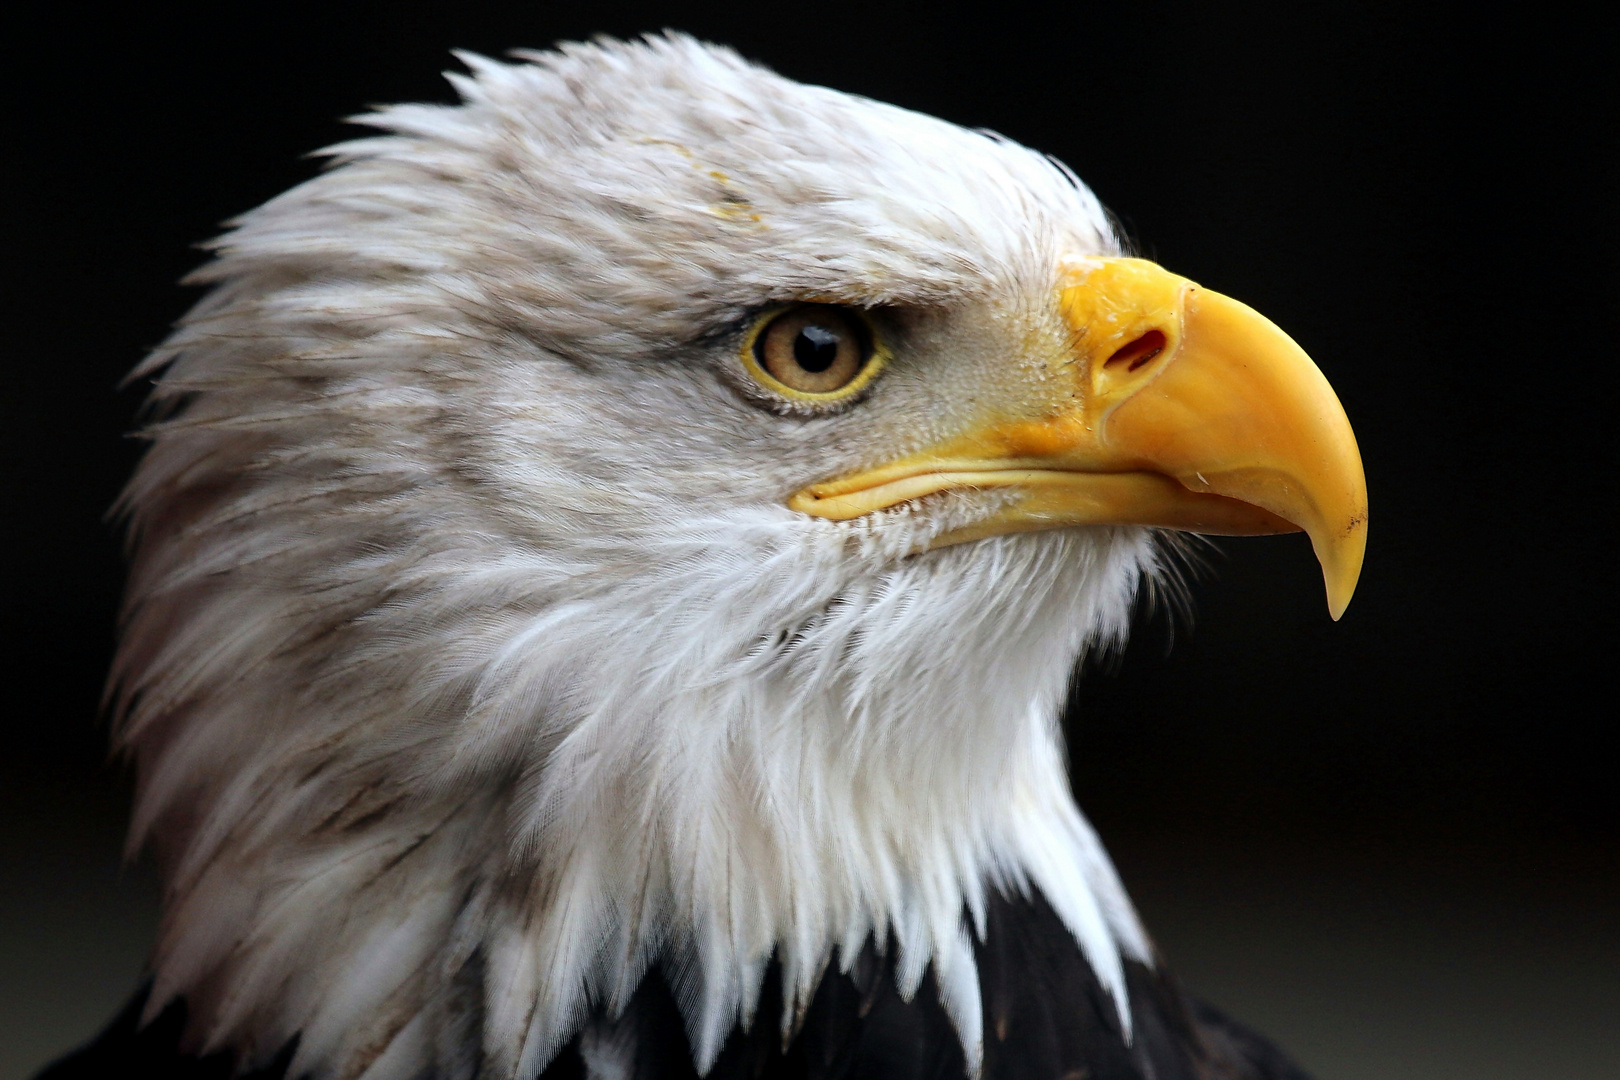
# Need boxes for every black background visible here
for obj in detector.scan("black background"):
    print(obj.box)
[3,3,1615,1078]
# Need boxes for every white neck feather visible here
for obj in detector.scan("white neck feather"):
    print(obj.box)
[121,494,1157,1080]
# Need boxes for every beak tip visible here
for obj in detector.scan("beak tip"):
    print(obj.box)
[1317,515,1366,622]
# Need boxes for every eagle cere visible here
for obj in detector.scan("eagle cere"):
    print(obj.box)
[53,33,1364,1080]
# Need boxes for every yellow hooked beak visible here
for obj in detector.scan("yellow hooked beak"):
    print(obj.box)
[788,257,1368,619]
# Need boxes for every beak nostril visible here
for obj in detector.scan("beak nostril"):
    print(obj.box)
[1104,330,1167,374]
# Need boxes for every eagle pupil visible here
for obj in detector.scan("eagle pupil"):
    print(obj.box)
[794,325,841,373]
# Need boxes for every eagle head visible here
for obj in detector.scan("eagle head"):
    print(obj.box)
[111,34,1365,1080]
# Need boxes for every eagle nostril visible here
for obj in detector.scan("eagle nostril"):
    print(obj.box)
[1104,330,1167,374]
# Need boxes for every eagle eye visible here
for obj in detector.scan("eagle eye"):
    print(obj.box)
[742,304,885,402]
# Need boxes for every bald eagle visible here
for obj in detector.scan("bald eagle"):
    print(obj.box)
[43,34,1365,1080]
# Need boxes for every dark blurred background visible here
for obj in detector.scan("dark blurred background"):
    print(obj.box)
[3,3,1615,1077]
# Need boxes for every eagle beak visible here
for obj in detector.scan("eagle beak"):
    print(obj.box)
[788,257,1368,619]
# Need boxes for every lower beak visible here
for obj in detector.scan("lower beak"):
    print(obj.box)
[788,258,1368,619]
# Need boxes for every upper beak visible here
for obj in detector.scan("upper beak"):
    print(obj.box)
[788,257,1368,619]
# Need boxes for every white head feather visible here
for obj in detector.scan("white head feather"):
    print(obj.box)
[114,34,1165,1080]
